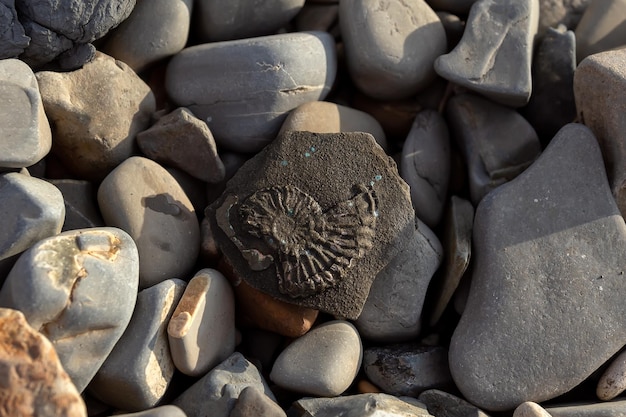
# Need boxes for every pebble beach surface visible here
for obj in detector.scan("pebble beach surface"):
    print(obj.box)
[2,0,626,416]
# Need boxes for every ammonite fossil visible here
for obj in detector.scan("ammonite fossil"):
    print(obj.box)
[222,184,378,298]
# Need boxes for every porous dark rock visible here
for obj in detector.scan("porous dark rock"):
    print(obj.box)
[0,0,29,59]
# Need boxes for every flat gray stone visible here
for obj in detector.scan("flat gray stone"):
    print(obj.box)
[0,227,139,393]
[355,219,442,342]
[0,0,29,58]
[0,172,64,261]
[449,124,626,411]
[137,107,225,183]
[230,386,286,417]
[270,320,362,397]
[195,0,305,42]
[98,156,200,289]
[446,93,541,205]
[89,279,186,411]
[575,0,626,63]
[340,0,446,100]
[419,389,491,417]
[102,0,192,72]
[435,0,539,107]
[166,32,337,153]
[400,110,450,228]
[574,48,626,217]
[291,393,434,417]
[0,58,51,168]
[114,406,187,417]
[172,352,275,417]
[547,401,626,417]
[48,179,104,232]
[363,344,452,397]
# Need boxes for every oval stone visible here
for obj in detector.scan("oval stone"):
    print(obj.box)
[165,31,337,153]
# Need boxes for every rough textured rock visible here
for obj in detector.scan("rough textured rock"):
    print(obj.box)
[0,58,51,169]
[0,308,87,417]
[597,349,626,400]
[575,0,626,63]
[291,393,434,417]
[230,386,286,417]
[0,0,29,58]
[0,172,64,261]
[36,52,155,181]
[137,107,225,183]
[271,320,362,396]
[0,227,139,393]
[166,32,337,153]
[514,402,553,417]
[575,48,626,217]
[98,156,200,289]
[435,0,539,107]
[102,0,192,72]
[48,179,105,232]
[89,279,186,411]
[207,131,415,319]
[547,401,626,416]
[449,124,626,411]
[340,0,446,100]
[418,389,491,417]
[195,0,306,42]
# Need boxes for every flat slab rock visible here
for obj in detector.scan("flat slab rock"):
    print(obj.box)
[206,130,415,319]
[449,123,626,411]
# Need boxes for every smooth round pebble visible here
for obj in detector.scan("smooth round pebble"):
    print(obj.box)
[514,402,553,417]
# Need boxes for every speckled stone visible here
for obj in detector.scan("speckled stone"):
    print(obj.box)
[597,349,626,400]
[98,156,200,289]
[89,279,186,411]
[0,58,51,169]
[48,179,104,232]
[575,0,626,62]
[291,393,434,417]
[270,320,362,396]
[0,227,139,393]
[418,389,492,417]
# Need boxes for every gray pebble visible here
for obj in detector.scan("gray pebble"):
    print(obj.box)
[0,227,139,393]
[229,386,286,417]
[113,406,187,417]
[0,0,29,58]
[418,389,492,417]
[546,401,626,417]
[294,3,339,33]
[538,0,591,35]
[48,179,104,232]
[166,32,337,153]
[514,402,553,417]
[291,393,434,417]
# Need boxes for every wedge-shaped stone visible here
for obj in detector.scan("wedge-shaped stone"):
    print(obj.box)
[291,393,433,417]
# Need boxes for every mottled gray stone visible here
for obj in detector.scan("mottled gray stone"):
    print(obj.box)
[547,401,626,417]
[230,386,286,417]
[0,58,51,169]
[446,94,541,205]
[98,156,200,289]
[102,0,192,72]
[449,124,626,411]
[270,320,362,396]
[435,0,539,107]
[418,389,491,417]
[575,0,626,63]
[355,220,442,342]
[166,32,337,153]
[427,0,478,13]
[0,173,64,261]
[36,52,155,181]
[363,344,452,397]
[172,352,275,417]
[114,406,187,417]
[0,227,139,393]
[137,107,225,183]
[0,0,28,58]
[400,110,450,228]
[340,0,446,100]
[522,25,576,143]
[574,48,626,217]
[291,393,434,417]
[16,0,136,69]
[48,179,104,232]
[89,279,186,411]
[195,0,305,42]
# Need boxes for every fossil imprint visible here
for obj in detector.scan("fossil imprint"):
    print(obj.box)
[218,184,378,298]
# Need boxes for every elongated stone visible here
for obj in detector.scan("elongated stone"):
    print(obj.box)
[0,227,139,393]
[291,393,434,417]
[547,401,626,416]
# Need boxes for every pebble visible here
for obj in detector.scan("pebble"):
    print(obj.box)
[355,219,442,342]
[400,110,450,228]
[339,0,446,100]
[89,279,186,411]
[538,0,590,35]
[195,0,305,42]
[291,393,434,417]
[0,172,64,261]
[166,32,337,153]
[48,179,104,231]
[0,0,29,59]
[97,156,200,289]
[597,349,626,400]
[0,58,51,169]
[574,48,626,216]
[278,101,388,150]
[168,269,236,377]
[114,406,187,417]
[435,0,539,107]
[36,52,156,181]
[546,401,626,416]
[294,3,339,33]
[363,344,453,397]
[0,308,87,417]
[446,93,541,205]
[0,227,139,393]
[418,389,492,417]
[514,402,553,417]
[270,320,362,396]
[449,124,626,411]
[102,0,192,73]
[574,0,626,63]
[230,386,286,417]
[172,352,275,417]
[137,107,226,183]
